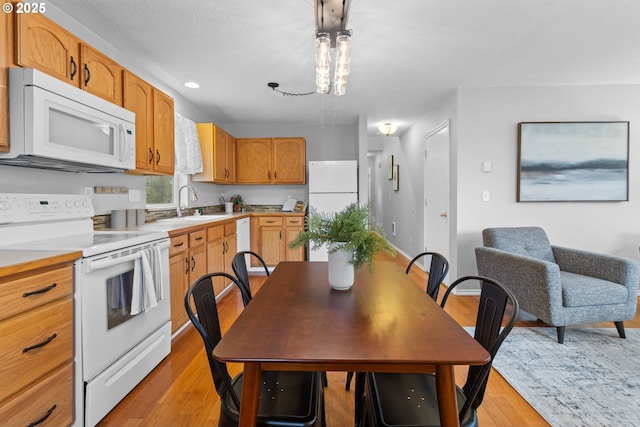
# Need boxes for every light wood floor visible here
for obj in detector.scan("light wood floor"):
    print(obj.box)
[99,255,640,426]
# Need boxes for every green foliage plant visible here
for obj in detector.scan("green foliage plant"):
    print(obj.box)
[288,203,395,270]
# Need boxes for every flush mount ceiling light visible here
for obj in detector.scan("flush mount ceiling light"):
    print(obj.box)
[184,82,200,89]
[315,0,352,96]
[378,122,398,136]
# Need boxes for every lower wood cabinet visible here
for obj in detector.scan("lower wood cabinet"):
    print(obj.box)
[251,214,305,267]
[0,257,76,427]
[169,229,206,334]
[207,222,237,295]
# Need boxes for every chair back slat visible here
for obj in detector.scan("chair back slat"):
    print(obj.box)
[441,275,519,423]
[185,272,245,409]
[406,251,450,301]
[231,251,270,306]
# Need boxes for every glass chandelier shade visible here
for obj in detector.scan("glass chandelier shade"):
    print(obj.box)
[315,30,352,95]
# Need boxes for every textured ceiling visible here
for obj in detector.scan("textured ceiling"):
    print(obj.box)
[47,0,640,136]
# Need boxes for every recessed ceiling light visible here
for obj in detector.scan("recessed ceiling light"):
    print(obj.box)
[184,82,200,89]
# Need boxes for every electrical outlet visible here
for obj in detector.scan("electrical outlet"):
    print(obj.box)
[129,189,141,202]
[84,187,93,198]
[482,190,490,202]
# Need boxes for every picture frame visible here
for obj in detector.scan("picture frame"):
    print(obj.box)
[392,165,399,191]
[517,121,629,202]
[387,155,394,180]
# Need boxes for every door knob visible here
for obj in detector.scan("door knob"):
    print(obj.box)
[440,212,448,218]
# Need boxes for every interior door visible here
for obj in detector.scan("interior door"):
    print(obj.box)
[424,121,451,270]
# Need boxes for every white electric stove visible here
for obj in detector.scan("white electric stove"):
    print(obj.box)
[0,193,172,427]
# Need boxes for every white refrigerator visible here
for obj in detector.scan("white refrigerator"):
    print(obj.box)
[308,160,358,261]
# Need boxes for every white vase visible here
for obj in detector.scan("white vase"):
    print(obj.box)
[327,242,355,291]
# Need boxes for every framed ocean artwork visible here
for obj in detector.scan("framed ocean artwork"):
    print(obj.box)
[517,122,629,202]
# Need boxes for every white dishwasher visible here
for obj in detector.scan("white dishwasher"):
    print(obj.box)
[236,217,250,266]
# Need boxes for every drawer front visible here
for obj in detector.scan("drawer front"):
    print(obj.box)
[207,224,224,241]
[224,222,236,236]
[0,362,73,427]
[189,229,207,247]
[258,217,283,226]
[285,217,304,226]
[0,266,73,321]
[169,234,189,256]
[0,298,73,402]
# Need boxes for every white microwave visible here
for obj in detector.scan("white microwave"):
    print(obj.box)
[1,68,136,172]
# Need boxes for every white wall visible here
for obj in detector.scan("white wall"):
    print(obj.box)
[373,95,458,268]
[375,83,640,291]
[456,85,640,279]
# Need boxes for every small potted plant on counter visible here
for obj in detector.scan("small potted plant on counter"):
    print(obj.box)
[230,194,243,212]
[288,203,395,291]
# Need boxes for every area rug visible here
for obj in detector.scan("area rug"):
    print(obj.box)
[489,327,640,427]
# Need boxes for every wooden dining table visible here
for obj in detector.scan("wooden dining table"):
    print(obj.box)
[213,260,490,427]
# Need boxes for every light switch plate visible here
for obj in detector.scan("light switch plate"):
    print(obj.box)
[482,190,490,202]
[129,189,141,202]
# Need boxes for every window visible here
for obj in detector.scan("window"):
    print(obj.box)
[146,175,174,206]
[145,173,189,208]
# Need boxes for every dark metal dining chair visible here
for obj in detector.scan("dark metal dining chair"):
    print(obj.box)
[185,272,325,427]
[231,250,270,306]
[358,275,519,427]
[405,251,450,301]
[345,251,450,391]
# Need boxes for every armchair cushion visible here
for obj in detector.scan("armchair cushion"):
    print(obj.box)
[482,226,555,263]
[560,271,628,307]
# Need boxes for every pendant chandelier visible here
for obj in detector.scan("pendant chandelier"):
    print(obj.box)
[315,0,352,96]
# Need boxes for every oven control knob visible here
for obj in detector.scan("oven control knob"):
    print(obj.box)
[0,201,9,211]
[82,199,90,208]
[66,200,74,208]
[74,200,82,208]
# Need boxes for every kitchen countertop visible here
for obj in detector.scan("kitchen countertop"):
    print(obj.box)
[0,250,82,277]
[131,211,304,236]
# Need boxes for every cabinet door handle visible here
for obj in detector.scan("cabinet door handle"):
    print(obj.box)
[268,171,271,180]
[191,256,196,271]
[26,404,57,427]
[266,220,275,224]
[173,242,184,248]
[23,333,57,353]
[279,230,282,239]
[274,170,277,180]
[148,148,154,164]
[156,150,161,165]
[185,257,189,274]
[195,236,203,241]
[70,56,77,80]
[84,63,91,85]
[23,283,57,298]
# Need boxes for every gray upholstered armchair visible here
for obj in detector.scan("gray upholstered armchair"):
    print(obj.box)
[475,227,639,343]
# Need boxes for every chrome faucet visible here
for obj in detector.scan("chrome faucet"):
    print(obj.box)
[177,184,198,217]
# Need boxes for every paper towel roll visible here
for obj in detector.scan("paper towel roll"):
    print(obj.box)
[111,210,125,228]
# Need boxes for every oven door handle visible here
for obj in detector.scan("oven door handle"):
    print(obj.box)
[84,240,170,273]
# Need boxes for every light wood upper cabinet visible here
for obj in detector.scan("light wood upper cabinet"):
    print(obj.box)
[15,12,124,105]
[15,12,79,84]
[193,123,235,183]
[0,9,14,152]
[273,138,306,184]
[80,44,122,105]
[152,88,175,175]
[236,138,273,184]
[123,70,153,171]
[123,72,175,176]
[236,138,306,184]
